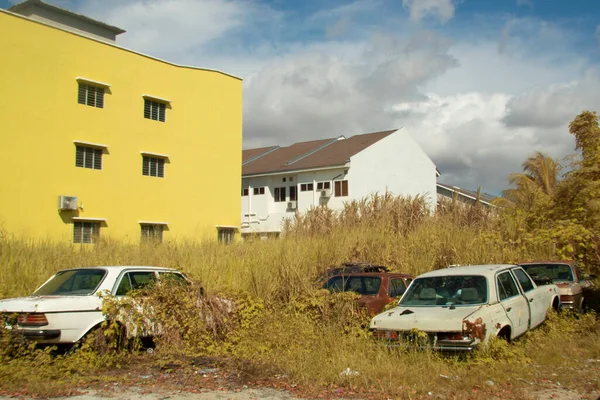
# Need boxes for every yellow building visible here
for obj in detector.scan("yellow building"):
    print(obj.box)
[0,1,242,243]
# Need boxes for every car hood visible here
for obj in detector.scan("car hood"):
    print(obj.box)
[370,305,482,332]
[0,295,102,313]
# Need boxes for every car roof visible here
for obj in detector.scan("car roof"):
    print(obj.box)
[416,264,518,278]
[328,272,413,278]
[58,266,179,273]
[519,261,575,266]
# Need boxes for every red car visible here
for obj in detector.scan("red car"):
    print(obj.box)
[323,263,413,315]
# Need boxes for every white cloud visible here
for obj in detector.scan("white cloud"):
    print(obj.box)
[393,92,574,192]
[75,0,280,63]
[503,69,600,129]
[402,0,455,24]
[516,0,534,9]
[242,31,458,148]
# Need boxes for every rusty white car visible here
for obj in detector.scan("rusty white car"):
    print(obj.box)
[0,266,187,345]
[370,264,561,352]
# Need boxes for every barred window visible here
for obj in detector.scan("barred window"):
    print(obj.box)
[76,146,102,170]
[78,83,104,108]
[218,228,235,244]
[253,187,265,195]
[143,156,165,178]
[144,99,166,122]
[73,221,100,244]
[141,224,164,242]
[300,183,314,192]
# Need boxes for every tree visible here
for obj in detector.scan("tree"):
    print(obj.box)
[497,151,559,213]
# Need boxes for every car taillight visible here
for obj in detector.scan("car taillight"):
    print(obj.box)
[372,330,398,340]
[560,295,576,303]
[17,313,48,327]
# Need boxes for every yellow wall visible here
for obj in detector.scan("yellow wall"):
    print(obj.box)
[0,10,242,242]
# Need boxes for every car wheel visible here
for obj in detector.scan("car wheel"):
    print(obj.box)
[497,327,511,343]
[81,322,127,354]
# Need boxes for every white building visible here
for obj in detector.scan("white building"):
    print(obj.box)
[241,128,438,237]
[436,183,497,208]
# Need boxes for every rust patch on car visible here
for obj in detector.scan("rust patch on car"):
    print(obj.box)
[463,317,486,340]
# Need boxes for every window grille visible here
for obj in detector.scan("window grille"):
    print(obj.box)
[142,156,165,178]
[77,83,104,108]
[75,146,102,170]
[141,224,164,242]
[73,221,100,244]
[144,99,166,122]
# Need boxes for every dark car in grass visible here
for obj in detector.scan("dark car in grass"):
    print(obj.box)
[520,261,595,312]
[322,263,413,315]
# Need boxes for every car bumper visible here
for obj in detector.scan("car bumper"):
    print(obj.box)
[372,331,478,352]
[10,328,62,340]
[22,329,61,340]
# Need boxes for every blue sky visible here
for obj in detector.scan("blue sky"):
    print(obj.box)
[3,0,600,193]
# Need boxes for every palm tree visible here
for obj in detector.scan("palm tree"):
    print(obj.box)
[496,152,559,209]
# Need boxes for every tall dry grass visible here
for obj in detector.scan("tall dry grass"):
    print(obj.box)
[1,194,596,399]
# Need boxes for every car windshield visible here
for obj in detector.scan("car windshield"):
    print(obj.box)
[521,264,574,282]
[400,275,488,306]
[33,269,106,296]
[325,276,381,295]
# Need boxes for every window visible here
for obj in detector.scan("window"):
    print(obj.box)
[218,228,235,244]
[253,187,265,195]
[78,83,104,108]
[317,182,331,190]
[497,272,520,301]
[274,187,286,202]
[144,99,166,122]
[141,224,164,242]
[73,221,100,244]
[289,186,297,201]
[76,145,102,170]
[300,183,314,192]
[242,188,248,196]
[512,268,535,292]
[143,156,165,178]
[324,276,381,295]
[334,180,349,197]
[115,271,156,296]
[389,278,407,298]
[33,269,106,296]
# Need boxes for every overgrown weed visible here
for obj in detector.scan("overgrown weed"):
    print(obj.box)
[1,196,599,398]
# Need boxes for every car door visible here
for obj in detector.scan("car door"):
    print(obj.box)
[511,267,546,328]
[496,271,529,338]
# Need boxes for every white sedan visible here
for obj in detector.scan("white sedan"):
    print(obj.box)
[0,266,187,345]
[370,264,561,351]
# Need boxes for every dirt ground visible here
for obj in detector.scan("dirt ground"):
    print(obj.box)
[0,386,596,400]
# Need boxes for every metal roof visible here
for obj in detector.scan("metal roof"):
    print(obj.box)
[242,129,397,177]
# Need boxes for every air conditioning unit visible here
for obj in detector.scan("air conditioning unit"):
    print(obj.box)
[320,189,332,198]
[58,196,78,211]
[287,201,297,210]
